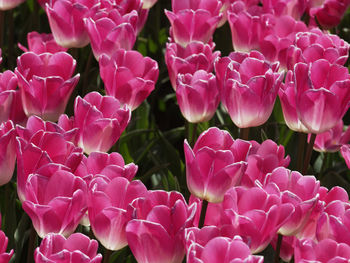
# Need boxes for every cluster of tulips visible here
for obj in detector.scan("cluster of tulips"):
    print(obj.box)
[1,0,350,262]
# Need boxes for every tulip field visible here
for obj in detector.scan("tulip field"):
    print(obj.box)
[2,0,350,262]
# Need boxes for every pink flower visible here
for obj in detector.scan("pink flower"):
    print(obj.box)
[0,0,25,10]
[184,127,250,203]
[84,9,138,60]
[74,92,131,154]
[218,51,283,128]
[205,186,294,253]
[227,1,273,52]
[286,28,350,70]
[88,176,148,251]
[46,0,98,48]
[16,116,83,202]
[0,120,16,186]
[165,9,222,47]
[22,168,87,238]
[261,0,307,19]
[264,167,320,237]
[99,50,159,111]
[34,233,102,263]
[15,52,80,122]
[185,227,264,263]
[75,151,138,185]
[294,238,350,262]
[341,144,350,169]
[259,15,308,68]
[172,0,222,16]
[241,139,290,187]
[165,41,220,90]
[18,31,67,54]
[292,60,350,134]
[126,191,197,263]
[0,230,13,263]
[176,70,219,123]
[0,70,26,124]
[308,0,350,29]
[311,120,350,152]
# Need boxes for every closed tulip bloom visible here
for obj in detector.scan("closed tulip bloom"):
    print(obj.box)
[172,0,222,15]
[219,51,283,128]
[18,31,67,54]
[261,0,307,19]
[46,0,98,48]
[294,238,350,262]
[176,70,219,123]
[126,191,197,263]
[34,233,102,263]
[99,50,159,111]
[165,9,222,47]
[286,28,350,70]
[0,230,13,263]
[74,92,131,154]
[185,227,263,263]
[23,168,87,238]
[184,127,250,203]
[88,176,148,251]
[0,120,16,186]
[341,144,350,169]
[165,41,220,90]
[0,70,26,124]
[15,52,80,122]
[0,0,25,10]
[84,9,138,60]
[293,60,350,134]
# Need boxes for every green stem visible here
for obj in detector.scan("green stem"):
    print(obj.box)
[297,133,307,172]
[240,127,250,140]
[191,123,198,147]
[8,10,14,69]
[198,199,208,228]
[302,133,316,175]
[103,249,112,263]
[274,234,283,263]
[82,50,93,96]
[26,226,36,263]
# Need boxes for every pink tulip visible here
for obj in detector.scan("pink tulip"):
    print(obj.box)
[184,127,250,203]
[74,92,130,154]
[88,176,148,251]
[84,9,138,60]
[99,50,159,111]
[15,52,80,122]
[165,41,220,90]
[185,227,264,263]
[242,139,290,187]
[16,116,83,202]
[46,0,98,48]
[292,60,350,134]
[0,120,16,186]
[294,238,350,262]
[218,50,283,128]
[205,185,294,253]
[0,0,25,10]
[75,151,137,185]
[341,144,350,169]
[259,15,308,68]
[0,70,26,125]
[271,235,295,262]
[308,0,350,29]
[286,28,350,70]
[176,70,219,123]
[261,0,307,19]
[165,9,222,47]
[126,190,197,263]
[264,167,320,237]
[172,0,222,16]
[310,120,350,152]
[22,168,87,238]
[34,233,102,263]
[0,230,13,263]
[227,1,273,52]
[18,31,67,54]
